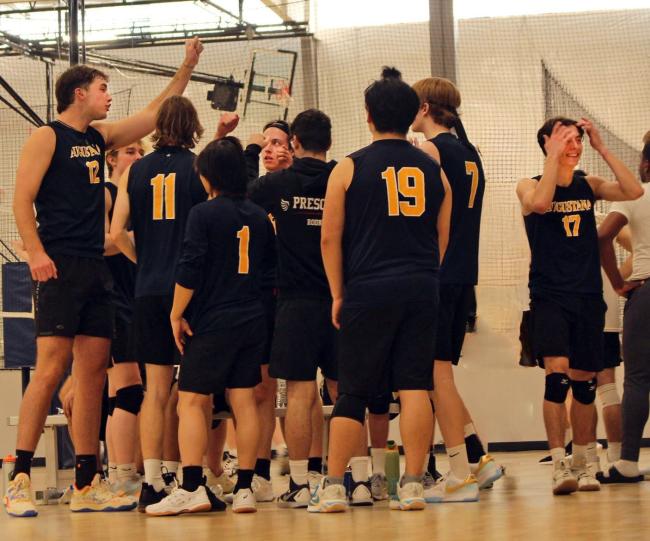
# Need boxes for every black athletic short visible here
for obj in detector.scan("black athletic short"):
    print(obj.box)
[110,312,137,365]
[530,293,606,372]
[179,317,265,395]
[33,255,113,339]
[603,331,622,369]
[133,295,177,365]
[435,284,475,364]
[337,300,437,397]
[261,289,277,365]
[269,297,338,382]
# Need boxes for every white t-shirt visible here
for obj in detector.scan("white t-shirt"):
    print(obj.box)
[595,212,622,332]
[610,184,650,281]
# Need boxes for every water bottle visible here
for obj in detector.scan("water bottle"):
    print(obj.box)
[2,455,15,494]
[385,440,400,497]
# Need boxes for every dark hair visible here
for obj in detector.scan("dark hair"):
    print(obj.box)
[643,130,650,162]
[537,117,584,155]
[151,96,204,150]
[290,109,332,153]
[55,65,108,114]
[364,67,419,135]
[195,136,247,196]
[263,119,291,138]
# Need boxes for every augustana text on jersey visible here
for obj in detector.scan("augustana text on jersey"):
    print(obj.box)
[546,199,592,213]
[70,144,101,158]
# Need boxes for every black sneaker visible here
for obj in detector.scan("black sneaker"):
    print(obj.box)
[205,484,227,511]
[162,471,177,487]
[596,465,643,484]
[277,479,310,508]
[137,483,167,513]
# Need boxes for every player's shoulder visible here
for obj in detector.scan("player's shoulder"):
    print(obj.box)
[347,142,374,161]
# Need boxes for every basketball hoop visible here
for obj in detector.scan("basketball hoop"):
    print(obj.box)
[271,79,292,109]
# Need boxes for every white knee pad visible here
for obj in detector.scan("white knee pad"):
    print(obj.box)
[597,383,620,408]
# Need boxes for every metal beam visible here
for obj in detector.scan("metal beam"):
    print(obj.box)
[0,0,195,15]
[69,0,79,65]
[428,0,456,82]
[260,0,293,23]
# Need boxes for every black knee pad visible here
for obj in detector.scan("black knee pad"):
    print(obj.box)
[571,378,597,405]
[115,384,144,415]
[544,373,570,404]
[331,393,366,424]
[108,396,117,416]
[368,394,391,415]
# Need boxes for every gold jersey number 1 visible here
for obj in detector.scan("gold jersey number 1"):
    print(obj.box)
[150,173,176,220]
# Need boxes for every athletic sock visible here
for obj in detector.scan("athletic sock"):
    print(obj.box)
[162,460,179,475]
[182,466,203,492]
[585,442,598,465]
[289,459,308,486]
[572,444,587,469]
[349,456,369,483]
[427,450,438,475]
[447,444,471,479]
[234,469,254,493]
[13,449,34,478]
[615,459,640,477]
[144,458,165,492]
[117,463,137,480]
[551,447,566,468]
[464,423,486,463]
[108,462,118,483]
[607,442,622,463]
[75,455,97,489]
[371,448,386,475]
[308,456,323,474]
[255,458,271,480]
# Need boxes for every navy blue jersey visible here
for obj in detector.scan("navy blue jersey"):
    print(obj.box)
[249,157,336,299]
[432,132,485,285]
[105,182,136,318]
[524,171,602,297]
[176,196,275,334]
[36,121,106,259]
[128,147,206,297]
[343,139,446,303]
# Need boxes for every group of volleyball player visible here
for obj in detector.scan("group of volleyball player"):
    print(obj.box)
[3,36,649,518]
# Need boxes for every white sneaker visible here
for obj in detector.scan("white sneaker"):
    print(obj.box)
[277,482,311,508]
[145,485,211,516]
[70,474,137,513]
[3,472,38,517]
[308,471,323,494]
[470,455,504,489]
[308,481,348,513]
[424,473,479,503]
[389,481,426,511]
[252,475,274,502]
[370,473,388,501]
[58,484,73,505]
[232,488,257,513]
[553,460,578,495]
[112,476,142,497]
[576,468,601,492]
[205,470,235,495]
[350,480,373,506]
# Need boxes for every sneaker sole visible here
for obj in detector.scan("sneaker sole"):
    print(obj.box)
[553,479,579,495]
[425,495,479,504]
[478,468,504,490]
[308,501,347,513]
[71,503,137,513]
[277,500,308,509]
[146,502,211,516]
[578,483,601,492]
[232,506,257,513]
[390,498,426,511]
[350,499,373,507]
[5,508,38,517]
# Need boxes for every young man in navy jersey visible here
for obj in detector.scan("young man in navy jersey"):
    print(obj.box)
[312,68,451,513]
[249,109,338,508]
[5,38,203,517]
[110,95,207,510]
[517,117,641,495]
[145,137,275,515]
[411,76,501,502]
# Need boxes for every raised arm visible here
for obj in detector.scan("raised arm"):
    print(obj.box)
[321,157,352,330]
[93,37,204,150]
[13,126,58,281]
[109,165,136,263]
[580,118,643,202]
[516,123,576,215]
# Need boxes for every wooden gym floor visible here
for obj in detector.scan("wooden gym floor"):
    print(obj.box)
[3,450,650,541]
